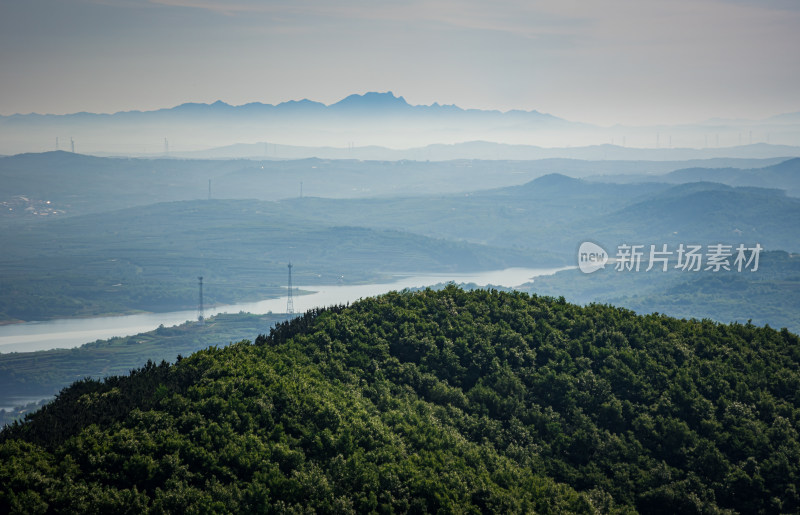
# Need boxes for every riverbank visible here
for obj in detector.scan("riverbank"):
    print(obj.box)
[0,312,293,423]
[0,267,568,354]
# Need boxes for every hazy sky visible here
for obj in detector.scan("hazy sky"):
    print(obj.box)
[1,0,798,125]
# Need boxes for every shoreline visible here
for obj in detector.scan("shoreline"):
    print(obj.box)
[0,266,569,327]
[0,267,567,354]
[0,289,317,327]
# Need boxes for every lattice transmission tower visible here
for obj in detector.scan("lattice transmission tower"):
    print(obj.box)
[197,276,205,323]
[286,263,294,314]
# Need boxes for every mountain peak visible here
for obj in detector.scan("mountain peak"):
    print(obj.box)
[172,100,232,112]
[331,91,410,110]
[530,173,582,187]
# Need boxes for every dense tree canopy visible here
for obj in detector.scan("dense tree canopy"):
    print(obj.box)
[2,286,799,513]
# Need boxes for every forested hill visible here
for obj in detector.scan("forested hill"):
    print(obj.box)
[2,287,799,513]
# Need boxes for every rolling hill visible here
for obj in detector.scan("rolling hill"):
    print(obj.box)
[276,175,800,255]
[664,158,800,196]
[2,287,799,513]
[0,199,549,322]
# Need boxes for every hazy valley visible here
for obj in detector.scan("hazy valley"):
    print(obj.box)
[2,100,800,514]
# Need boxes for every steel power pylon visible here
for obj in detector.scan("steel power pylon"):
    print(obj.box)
[286,263,294,314]
[197,276,205,323]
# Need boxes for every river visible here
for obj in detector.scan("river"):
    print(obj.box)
[0,267,570,354]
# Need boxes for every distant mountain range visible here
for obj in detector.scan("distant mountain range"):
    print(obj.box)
[587,157,800,196]
[2,152,793,223]
[2,92,800,158]
[172,140,800,162]
[3,92,565,123]
[274,170,800,255]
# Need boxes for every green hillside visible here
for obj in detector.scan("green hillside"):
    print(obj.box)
[526,250,800,334]
[2,287,799,513]
[278,175,800,255]
[0,199,546,322]
[0,312,290,415]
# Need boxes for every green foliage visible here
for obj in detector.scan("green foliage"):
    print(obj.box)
[2,287,800,513]
[0,312,290,417]
[528,250,800,334]
[0,199,539,322]
[277,174,800,256]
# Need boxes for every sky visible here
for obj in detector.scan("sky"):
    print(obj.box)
[1,0,798,126]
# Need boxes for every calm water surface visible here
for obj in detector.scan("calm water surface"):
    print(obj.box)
[0,267,570,354]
